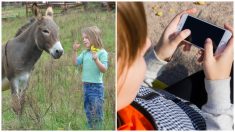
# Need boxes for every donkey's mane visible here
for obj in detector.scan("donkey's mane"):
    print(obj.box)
[15,3,40,37]
[15,18,36,37]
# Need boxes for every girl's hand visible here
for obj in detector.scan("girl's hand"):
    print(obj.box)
[92,52,98,61]
[73,43,80,51]
[155,8,197,61]
[203,24,233,80]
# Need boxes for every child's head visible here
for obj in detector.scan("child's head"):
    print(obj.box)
[81,26,103,49]
[117,2,151,110]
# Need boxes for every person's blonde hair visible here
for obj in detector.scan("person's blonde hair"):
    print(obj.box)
[81,26,103,48]
[117,2,147,79]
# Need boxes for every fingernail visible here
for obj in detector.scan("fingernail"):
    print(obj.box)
[185,29,191,36]
[206,38,211,43]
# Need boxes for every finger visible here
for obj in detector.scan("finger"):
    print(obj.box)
[170,8,197,25]
[223,24,233,58]
[223,37,234,58]
[196,49,204,63]
[198,49,204,55]
[197,55,204,64]
[165,8,197,34]
[169,32,178,41]
[203,38,214,61]
[183,42,192,52]
[224,23,233,35]
[172,29,191,46]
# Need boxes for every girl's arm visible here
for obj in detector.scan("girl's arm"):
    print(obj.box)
[94,58,107,73]
[201,78,233,130]
[72,43,81,65]
[92,52,107,73]
[143,9,197,87]
[201,24,233,130]
[73,50,78,65]
[143,48,168,87]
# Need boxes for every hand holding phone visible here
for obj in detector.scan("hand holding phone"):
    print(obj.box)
[155,8,197,61]
[177,14,232,54]
[203,24,233,80]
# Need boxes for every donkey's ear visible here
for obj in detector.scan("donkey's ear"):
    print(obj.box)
[45,6,53,19]
[32,3,43,20]
[32,3,42,17]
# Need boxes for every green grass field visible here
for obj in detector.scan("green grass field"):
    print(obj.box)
[2,3,115,130]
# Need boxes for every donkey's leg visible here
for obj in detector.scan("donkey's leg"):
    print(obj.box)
[10,72,30,115]
[10,79,21,115]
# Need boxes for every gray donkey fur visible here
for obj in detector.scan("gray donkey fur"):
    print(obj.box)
[2,6,63,115]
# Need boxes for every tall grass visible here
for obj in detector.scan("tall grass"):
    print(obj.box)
[2,4,115,130]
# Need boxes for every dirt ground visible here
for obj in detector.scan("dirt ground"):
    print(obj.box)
[144,2,233,85]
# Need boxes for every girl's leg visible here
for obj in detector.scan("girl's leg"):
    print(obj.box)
[165,66,233,108]
[92,95,104,129]
[87,83,104,129]
[83,83,93,129]
[93,84,104,129]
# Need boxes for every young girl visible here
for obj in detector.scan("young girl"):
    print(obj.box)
[72,26,108,129]
[117,2,233,130]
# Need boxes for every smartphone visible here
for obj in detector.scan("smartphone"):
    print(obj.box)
[177,14,232,53]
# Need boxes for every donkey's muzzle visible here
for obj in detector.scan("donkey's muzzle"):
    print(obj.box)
[49,41,64,59]
[53,49,63,59]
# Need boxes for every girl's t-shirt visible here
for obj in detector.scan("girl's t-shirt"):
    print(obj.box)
[76,49,108,83]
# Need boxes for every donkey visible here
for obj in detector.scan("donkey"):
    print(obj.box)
[2,6,63,115]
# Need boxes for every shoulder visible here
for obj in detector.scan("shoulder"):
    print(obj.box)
[80,50,89,55]
[100,49,108,53]
[98,49,108,56]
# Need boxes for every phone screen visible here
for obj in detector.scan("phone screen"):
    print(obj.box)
[182,15,225,52]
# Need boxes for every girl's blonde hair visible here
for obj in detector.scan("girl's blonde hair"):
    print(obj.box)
[81,26,103,48]
[117,2,147,79]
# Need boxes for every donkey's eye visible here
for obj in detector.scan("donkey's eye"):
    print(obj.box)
[42,30,49,34]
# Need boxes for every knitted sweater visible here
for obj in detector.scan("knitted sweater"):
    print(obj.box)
[140,49,233,130]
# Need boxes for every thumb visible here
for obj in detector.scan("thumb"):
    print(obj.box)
[203,38,214,61]
[172,29,191,46]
